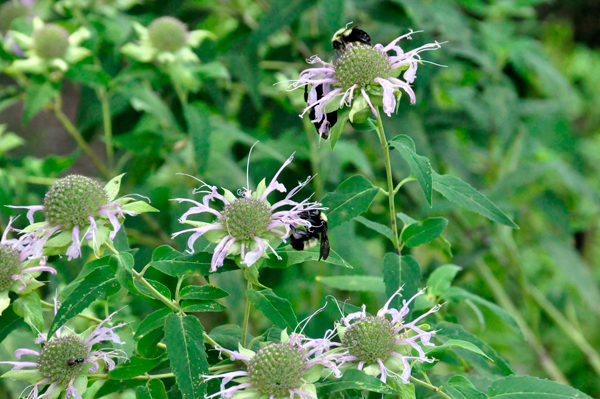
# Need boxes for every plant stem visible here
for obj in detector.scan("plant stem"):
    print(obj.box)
[40,300,103,323]
[410,376,452,399]
[528,285,600,377]
[374,108,401,253]
[98,88,114,171]
[394,176,416,195]
[52,95,110,179]
[132,269,181,313]
[474,260,569,384]
[241,279,253,347]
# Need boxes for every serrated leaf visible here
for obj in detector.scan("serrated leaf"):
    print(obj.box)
[246,289,297,330]
[426,339,492,360]
[316,275,385,292]
[317,369,397,395]
[113,252,138,295]
[179,286,229,301]
[267,247,352,269]
[401,217,448,247]
[181,300,227,313]
[164,314,209,399]
[448,376,487,399]
[322,175,379,229]
[389,135,433,205]
[355,216,394,242]
[209,325,245,350]
[136,308,172,337]
[443,287,523,338]
[23,82,57,124]
[110,355,165,380]
[433,172,518,228]
[427,265,462,297]
[150,246,236,277]
[49,266,119,338]
[488,375,592,399]
[134,278,172,301]
[13,292,43,334]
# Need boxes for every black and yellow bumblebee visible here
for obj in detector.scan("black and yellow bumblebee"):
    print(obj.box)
[331,24,372,53]
[291,210,330,261]
[305,25,372,138]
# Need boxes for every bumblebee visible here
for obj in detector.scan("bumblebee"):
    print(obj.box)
[291,210,330,261]
[304,85,337,139]
[331,25,372,53]
[66,357,85,366]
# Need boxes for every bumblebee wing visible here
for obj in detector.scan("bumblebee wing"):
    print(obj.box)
[319,232,330,261]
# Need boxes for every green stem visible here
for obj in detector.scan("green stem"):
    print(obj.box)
[41,300,102,323]
[241,279,253,347]
[52,95,110,179]
[394,176,416,195]
[410,376,452,399]
[528,285,600,377]
[474,260,569,384]
[374,108,401,253]
[98,88,114,171]
[132,269,181,313]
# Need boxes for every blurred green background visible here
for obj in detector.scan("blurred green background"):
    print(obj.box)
[1,0,600,397]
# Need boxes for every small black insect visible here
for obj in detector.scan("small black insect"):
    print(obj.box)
[331,24,372,53]
[304,85,337,140]
[291,210,330,261]
[66,357,85,366]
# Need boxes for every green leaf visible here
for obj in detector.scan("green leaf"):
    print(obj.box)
[447,376,487,399]
[329,108,350,150]
[49,266,119,338]
[125,83,176,127]
[401,255,422,320]
[488,375,593,399]
[137,328,165,359]
[209,325,245,350]
[136,308,172,337]
[383,253,401,310]
[113,252,138,295]
[436,322,515,376]
[104,174,126,202]
[181,300,227,313]
[246,289,297,330]
[13,292,43,334]
[426,339,492,360]
[134,279,172,302]
[389,135,433,205]
[95,379,145,398]
[267,247,352,269]
[355,216,394,242]
[150,246,236,277]
[443,287,523,338]
[23,82,57,124]
[0,306,26,343]
[146,380,168,399]
[184,103,211,172]
[317,369,397,395]
[401,217,448,247]
[122,201,159,213]
[432,172,518,228]
[66,64,111,88]
[427,265,462,297]
[179,286,229,301]
[110,355,165,380]
[164,314,209,399]
[322,175,379,229]
[316,275,385,292]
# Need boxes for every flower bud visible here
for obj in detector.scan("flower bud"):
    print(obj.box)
[148,16,188,52]
[32,24,70,59]
[0,244,20,291]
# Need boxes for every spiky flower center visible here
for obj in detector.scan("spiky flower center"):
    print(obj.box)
[334,43,391,91]
[148,17,188,52]
[43,175,108,230]
[221,197,272,241]
[38,335,89,387]
[342,316,396,364]
[32,24,70,59]
[0,244,20,291]
[248,343,307,397]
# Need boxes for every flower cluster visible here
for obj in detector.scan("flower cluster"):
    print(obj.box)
[173,152,323,271]
[8,174,157,261]
[288,30,442,138]
[0,310,127,399]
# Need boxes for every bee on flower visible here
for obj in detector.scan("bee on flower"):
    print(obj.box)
[172,149,324,272]
[0,310,127,399]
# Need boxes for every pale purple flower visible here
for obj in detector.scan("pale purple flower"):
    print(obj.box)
[287,30,442,138]
[0,310,127,399]
[173,152,323,271]
[336,287,441,384]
